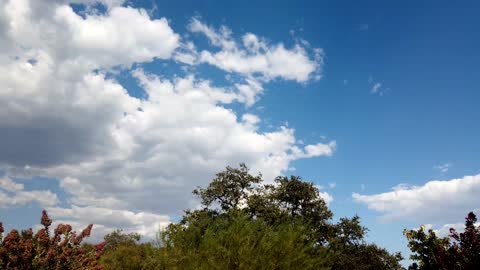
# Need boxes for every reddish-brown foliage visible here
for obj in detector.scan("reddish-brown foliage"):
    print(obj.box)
[0,210,105,270]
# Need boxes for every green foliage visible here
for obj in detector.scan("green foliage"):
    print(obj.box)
[159,210,330,270]
[193,163,262,212]
[404,212,480,270]
[328,215,403,270]
[100,229,160,270]
[99,164,404,270]
[102,229,141,251]
[165,164,403,269]
[0,210,104,270]
[0,165,406,270]
[330,242,403,270]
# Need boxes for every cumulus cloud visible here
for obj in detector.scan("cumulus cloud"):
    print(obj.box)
[0,0,331,238]
[319,191,334,206]
[0,176,58,208]
[55,5,179,68]
[69,0,126,9]
[0,177,24,192]
[353,174,480,224]
[47,205,171,239]
[187,18,322,83]
[314,185,333,206]
[0,189,59,208]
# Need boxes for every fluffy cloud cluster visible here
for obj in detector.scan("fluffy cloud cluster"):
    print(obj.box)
[353,174,480,224]
[188,17,322,82]
[0,0,332,236]
[47,205,171,240]
[0,177,59,207]
[176,18,323,105]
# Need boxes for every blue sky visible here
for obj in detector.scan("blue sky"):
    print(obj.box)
[1,0,479,265]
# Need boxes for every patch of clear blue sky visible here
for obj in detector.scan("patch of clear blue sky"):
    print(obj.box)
[3,0,480,265]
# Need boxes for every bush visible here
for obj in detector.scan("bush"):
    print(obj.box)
[0,210,105,270]
[404,211,480,270]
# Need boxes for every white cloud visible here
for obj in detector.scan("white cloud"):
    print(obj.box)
[357,24,369,31]
[371,82,382,93]
[69,0,126,9]
[55,4,179,69]
[0,175,58,207]
[412,221,479,238]
[0,0,332,235]
[302,141,336,158]
[0,177,24,192]
[368,76,387,95]
[187,18,322,83]
[435,163,452,173]
[315,185,333,206]
[47,205,170,239]
[353,174,480,224]
[12,190,59,207]
[0,190,59,208]
[319,191,333,206]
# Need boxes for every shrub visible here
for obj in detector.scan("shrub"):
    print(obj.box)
[0,210,105,270]
[404,211,480,270]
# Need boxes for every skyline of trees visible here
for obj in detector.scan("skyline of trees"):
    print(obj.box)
[1,164,478,269]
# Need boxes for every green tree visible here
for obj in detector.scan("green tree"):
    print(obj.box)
[170,164,403,270]
[100,229,159,270]
[159,209,330,270]
[97,164,404,270]
[193,163,262,212]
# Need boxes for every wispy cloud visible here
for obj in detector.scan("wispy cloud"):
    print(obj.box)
[356,24,369,31]
[368,76,389,95]
[435,163,452,173]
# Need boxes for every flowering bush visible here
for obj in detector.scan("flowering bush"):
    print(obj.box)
[0,210,104,270]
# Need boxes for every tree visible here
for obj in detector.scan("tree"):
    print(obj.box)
[159,209,330,270]
[172,164,403,270]
[99,229,160,270]
[102,229,141,251]
[0,210,104,270]
[95,164,403,269]
[193,163,262,212]
[404,211,480,270]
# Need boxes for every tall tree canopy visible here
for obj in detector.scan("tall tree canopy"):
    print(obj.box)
[162,164,404,270]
